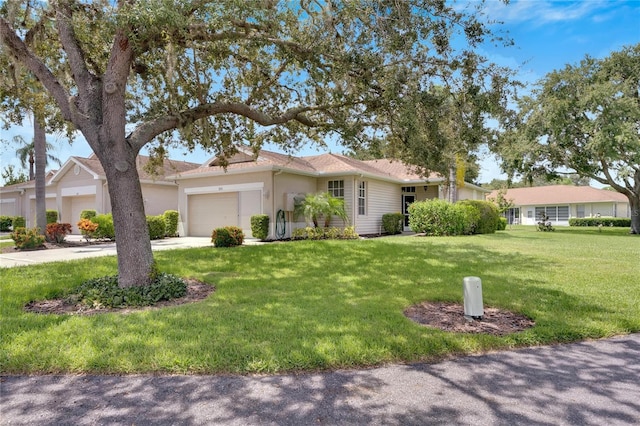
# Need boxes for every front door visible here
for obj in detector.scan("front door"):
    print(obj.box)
[402,194,415,231]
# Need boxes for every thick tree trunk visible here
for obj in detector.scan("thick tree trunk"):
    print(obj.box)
[34,117,47,233]
[100,151,155,288]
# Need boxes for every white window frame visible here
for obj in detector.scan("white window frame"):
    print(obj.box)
[358,181,366,216]
[328,180,344,198]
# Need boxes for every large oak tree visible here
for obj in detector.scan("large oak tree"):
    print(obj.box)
[1,0,511,286]
[497,44,640,234]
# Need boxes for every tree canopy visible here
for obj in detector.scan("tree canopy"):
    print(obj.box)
[496,44,640,233]
[1,0,513,286]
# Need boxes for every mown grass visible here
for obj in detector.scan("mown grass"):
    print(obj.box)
[0,234,14,249]
[1,226,638,374]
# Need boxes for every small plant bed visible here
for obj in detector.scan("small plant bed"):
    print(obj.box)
[404,301,535,336]
[25,277,214,316]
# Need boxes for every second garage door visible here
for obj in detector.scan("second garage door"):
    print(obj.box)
[188,193,239,237]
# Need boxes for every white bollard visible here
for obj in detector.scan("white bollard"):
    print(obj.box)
[463,276,483,320]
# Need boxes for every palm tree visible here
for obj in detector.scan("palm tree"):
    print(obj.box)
[14,134,60,181]
[295,192,349,228]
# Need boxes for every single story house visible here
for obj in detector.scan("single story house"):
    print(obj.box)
[2,148,489,238]
[168,148,489,238]
[0,154,199,233]
[486,185,631,226]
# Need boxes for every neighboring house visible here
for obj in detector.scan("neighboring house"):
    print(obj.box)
[168,148,489,238]
[0,171,58,225]
[0,154,199,233]
[487,185,631,226]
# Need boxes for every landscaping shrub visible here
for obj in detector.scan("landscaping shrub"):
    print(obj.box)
[10,227,45,250]
[0,215,12,231]
[498,217,507,230]
[456,200,501,234]
[212,226,244,247]
[80,210,97,220]
[46,210,58,224]
[147,215,166,240]
[569,217,631,227]
[12,216,26,229]
[457,203,481,235]
[45,223,72,243]
[163,210,179,237]
[250,214,269,240]
[66,273,188,308]
[381,213,404,235]
[408,199,466,236]
[77,218,99,241]
[292,226,359,240]
[91,214,115,240]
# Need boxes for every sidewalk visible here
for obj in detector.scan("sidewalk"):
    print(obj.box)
[0,235,224,268]
[2,333,639,425]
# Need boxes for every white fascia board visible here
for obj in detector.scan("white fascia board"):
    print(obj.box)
[29,192,57,199]
[185,182,265,195]
[61,185,97,197]
[0,198,16,203]
[168,165,275,181]
[139,179,177,186]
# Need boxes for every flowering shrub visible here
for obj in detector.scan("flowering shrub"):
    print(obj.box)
[77,218,99,242]
[45,223,72,243]
[10,227,45,250]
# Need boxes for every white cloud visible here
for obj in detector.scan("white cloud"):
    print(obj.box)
[480,0,612,26]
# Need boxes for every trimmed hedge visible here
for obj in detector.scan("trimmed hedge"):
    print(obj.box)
[12,216,26,229]
[0,215,12,231]
[498,217,507,230]
[408,199,467,236]
[457,200,500,234]
[250,214,270,240]
[163,210,179,237]
[147,215,166,240]
[569,217,631,227]
[292,226,359,240]
[80,210,97,220]
[46,210,58,224]
[91,214,115,240]
[212,226,244,247]
[382,213,404,235]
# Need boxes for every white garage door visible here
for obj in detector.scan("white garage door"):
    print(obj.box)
[66,196,96,232]
[0,200,17,217]
[189,193,239,237]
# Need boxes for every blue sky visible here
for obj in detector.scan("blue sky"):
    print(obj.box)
[1,0,639,185]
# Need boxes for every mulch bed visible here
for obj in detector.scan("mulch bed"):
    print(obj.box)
[24,280,215,316]
[404,301,535,336]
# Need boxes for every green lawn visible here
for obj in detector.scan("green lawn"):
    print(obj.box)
[1,226,638,374]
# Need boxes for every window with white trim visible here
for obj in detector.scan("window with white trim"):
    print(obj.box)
[358,181,366,215]
[328,180,344,198]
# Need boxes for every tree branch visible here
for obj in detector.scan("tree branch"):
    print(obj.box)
[55,3,96,95]
[127,101,342,150]
[0,17,73,121]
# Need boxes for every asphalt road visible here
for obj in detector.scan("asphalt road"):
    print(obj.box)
[2,333,639,425]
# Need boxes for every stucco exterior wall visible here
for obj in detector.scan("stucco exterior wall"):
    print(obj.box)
[176,170,272,237]
[273,172,316,237]
[141,183,179,216]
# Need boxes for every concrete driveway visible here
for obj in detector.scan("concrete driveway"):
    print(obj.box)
[0,235,214,268]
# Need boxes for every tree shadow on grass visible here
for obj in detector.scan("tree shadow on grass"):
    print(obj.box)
[2,334,639,425]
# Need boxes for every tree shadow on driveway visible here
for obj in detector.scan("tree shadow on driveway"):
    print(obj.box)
[2,334,639,425]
